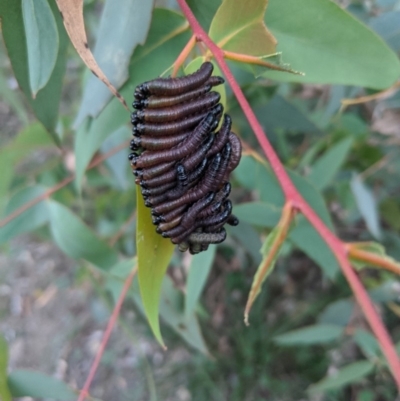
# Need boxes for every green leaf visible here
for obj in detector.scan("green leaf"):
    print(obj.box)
[233,202,281,228]
[290,217,339,279]
[48,201,118,270]
[274,324,344,345]
[227,222,262,264]
[288,170,333,229]
[8,370,76,400]
[136,191,175,347]
[0,0,68,138]
[254,94,322,134]
[353,329,380,360]
[74,8,190,191]
[159,277,209,354]
[0,336,11,401]
[233,156,284,207]
[318,299,354,327]
[0,123,52,211]
[75,0,154,125]
[0,186,49,244]
[101,126,132,190]
[21,0,59,96]
[185,246,216,319]
[187,0,221,32]
[308,138,353,190]
[245,224,285,323]
[308,361,374,394]
[210,0,276,56]
[265,0,400,88]
[350,174,382,239]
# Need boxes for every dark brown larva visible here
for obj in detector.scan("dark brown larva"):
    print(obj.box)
[132,104,223,136]
[151,153,223,215]
[133,92,221,124]
[130,62,241,253]
[135,61,213,98]
[135,84,212,110]
[130,112,218,168]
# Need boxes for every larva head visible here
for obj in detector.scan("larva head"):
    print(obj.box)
[128,153,140,166]
[141,187,150,196]
[131,112,140,125]
[132,123,145,135]
[130,138,141,151]
[152,215,163,225]
[227,214,239,226]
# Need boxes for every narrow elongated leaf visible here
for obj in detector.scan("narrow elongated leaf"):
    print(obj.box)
[75,0,154,125]
[210,0,276,56]
[254,94,322,134]
[308,361,374,394]
[245,204,294,324]
[233,202,281,228]
[0,186,49,244]
[290,217,339,279]
[185,246,216,319]
[353,329,380,359]
[0,336,11,401]
[274,324,344,345]
[350,175,381,239]
[130,275,208,353]
[8,370,76,400]
[74,9,190,191]
[0,0,68,138]
[48,201,118,270]
[308,138,353,190]
[233,156,284,207]
[265,0,400,88]
[22,0,59,96]
[137,192,175,347]
[288,170,333,229]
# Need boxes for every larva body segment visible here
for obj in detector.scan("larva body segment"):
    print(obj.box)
[135,61,213,98]
[130,131,189,151]
[134,92,221,123]
[138,84,213,110]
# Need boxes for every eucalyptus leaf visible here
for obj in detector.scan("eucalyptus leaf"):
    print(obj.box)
[48,201,118,270]
[8,370,76,400]
[274,324,344,345]
[21,0,59,96]
[265,0,400,88]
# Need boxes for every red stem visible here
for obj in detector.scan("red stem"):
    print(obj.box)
[77,265,137,401]
[176,0,400,389]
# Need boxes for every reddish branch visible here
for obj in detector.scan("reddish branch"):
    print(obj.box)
[77,265,137,401]
[176,0,400,389]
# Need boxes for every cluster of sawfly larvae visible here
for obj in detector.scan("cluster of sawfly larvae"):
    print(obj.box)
[128,62,241,254]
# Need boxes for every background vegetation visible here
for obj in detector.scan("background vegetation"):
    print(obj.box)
[0,0,400,400]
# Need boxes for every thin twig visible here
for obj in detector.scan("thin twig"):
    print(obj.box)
[77,265,138,401]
